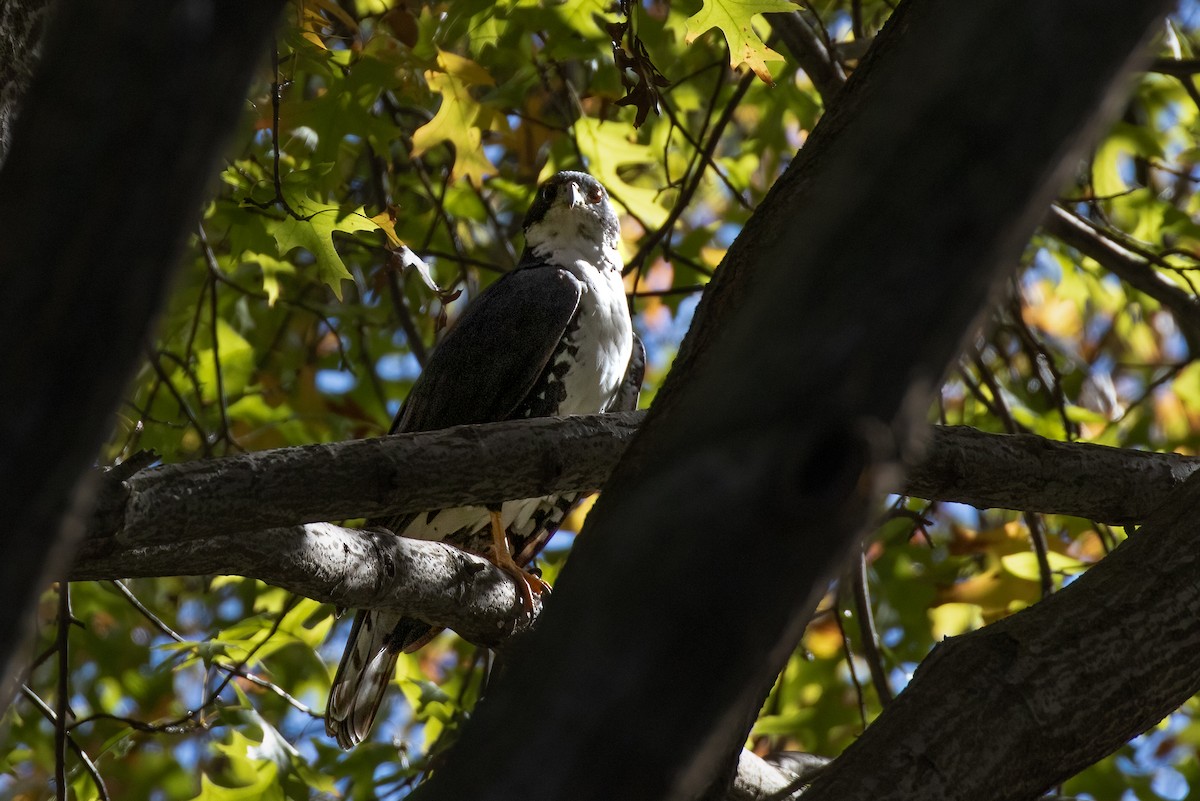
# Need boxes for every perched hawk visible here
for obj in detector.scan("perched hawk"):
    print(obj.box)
[325,171,644,748]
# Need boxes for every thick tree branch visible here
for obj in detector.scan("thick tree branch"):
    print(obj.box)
[93,412,642,545]
[72,421,1200,641]
[905,424,1199,524]
[0,0,286,695]
[767,11,847,105]
[76,522,541,650]
[85,416,1199,559]
[802,469,1200,801]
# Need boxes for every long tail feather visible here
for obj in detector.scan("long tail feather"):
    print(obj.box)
[326,610,401,749]
[325,611,446,748]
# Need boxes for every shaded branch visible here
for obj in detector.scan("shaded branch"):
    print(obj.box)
[904,424,1199,525]
[802,469,1200,801]
[1149,57,1200,77]
[86,416,1200,558]
[1043,204,1200,354]
[767,11,847,103]
[92,412,642,547]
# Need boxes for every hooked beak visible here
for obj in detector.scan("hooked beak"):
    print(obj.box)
[565,181,585,208]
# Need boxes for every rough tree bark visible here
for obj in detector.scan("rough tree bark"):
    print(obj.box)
[69,417,1200,648]
[408,2,1172,800]
[0,0,286,695]
[0,0,53,165]
[80,416,1200,552]
[77,522,544,650]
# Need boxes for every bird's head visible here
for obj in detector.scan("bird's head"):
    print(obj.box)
[523,171,620,259]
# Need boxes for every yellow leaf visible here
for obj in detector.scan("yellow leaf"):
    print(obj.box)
[562,493,597,534]
[369,209,405,248]
[305,0,358,32]
[411,53,497,186]
[301,31,327,50]
[572,117,668,227]
[243,251,295,307]
[685,0,796,83]
[803,617,842,660]
[1000,551,1083,582]
[929,603,983,639]
[437,50,495,86]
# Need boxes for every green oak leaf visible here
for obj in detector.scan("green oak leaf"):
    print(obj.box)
[685,0,797,83]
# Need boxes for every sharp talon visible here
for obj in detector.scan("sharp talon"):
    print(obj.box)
[487,509,551,613]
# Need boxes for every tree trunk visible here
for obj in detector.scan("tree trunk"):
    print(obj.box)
[0,0,286,696]
[409,1,1171,799]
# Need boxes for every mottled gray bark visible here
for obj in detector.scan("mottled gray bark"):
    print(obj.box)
[101,412,642,546]
[73,418,1200,642]
[76,522,542,649]
[409,1,1172,799]
[0,0,286,696]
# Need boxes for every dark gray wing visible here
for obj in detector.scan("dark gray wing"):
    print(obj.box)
[611,332,645,413]
[392,263,583,434]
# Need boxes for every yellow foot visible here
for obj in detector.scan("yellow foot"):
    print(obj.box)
[488,509,550,613]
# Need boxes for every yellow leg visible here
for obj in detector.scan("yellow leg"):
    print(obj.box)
[488,509,549,612]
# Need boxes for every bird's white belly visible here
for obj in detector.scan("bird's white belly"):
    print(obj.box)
[554,259,632,416]
[400,497,550,542]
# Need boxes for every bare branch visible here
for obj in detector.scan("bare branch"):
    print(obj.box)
[96,412,641,547]
[75,522,540,650]
[1043,204,1200,353]
[86,415,1200,560]
[767,11,847,103]
[802,469,1200,801]
[905,425,1200,524]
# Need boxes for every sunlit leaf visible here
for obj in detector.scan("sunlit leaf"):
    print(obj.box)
[685,0,796,83]
[411,51,498,186]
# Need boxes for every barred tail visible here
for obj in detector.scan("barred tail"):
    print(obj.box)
[325,610,445,748]
[326,610,401,749]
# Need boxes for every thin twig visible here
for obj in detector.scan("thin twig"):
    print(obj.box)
[658,69,752,210]
[197,225,238,452]
[1024,512,1055,599]
[143,346,212,455]
[387,268,429,367]
[270,41,301,220]
[1004,289,1076,440]
[55,582,70,801]
[833,594,868,731]
[625,68,756,275]
[21,686,110,801]
[105,580,320,718]
[850,551,893,706]
[158,594,305,730]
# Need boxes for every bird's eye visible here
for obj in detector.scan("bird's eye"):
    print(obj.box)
[541,185,555,203]
[586,185,603,204]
